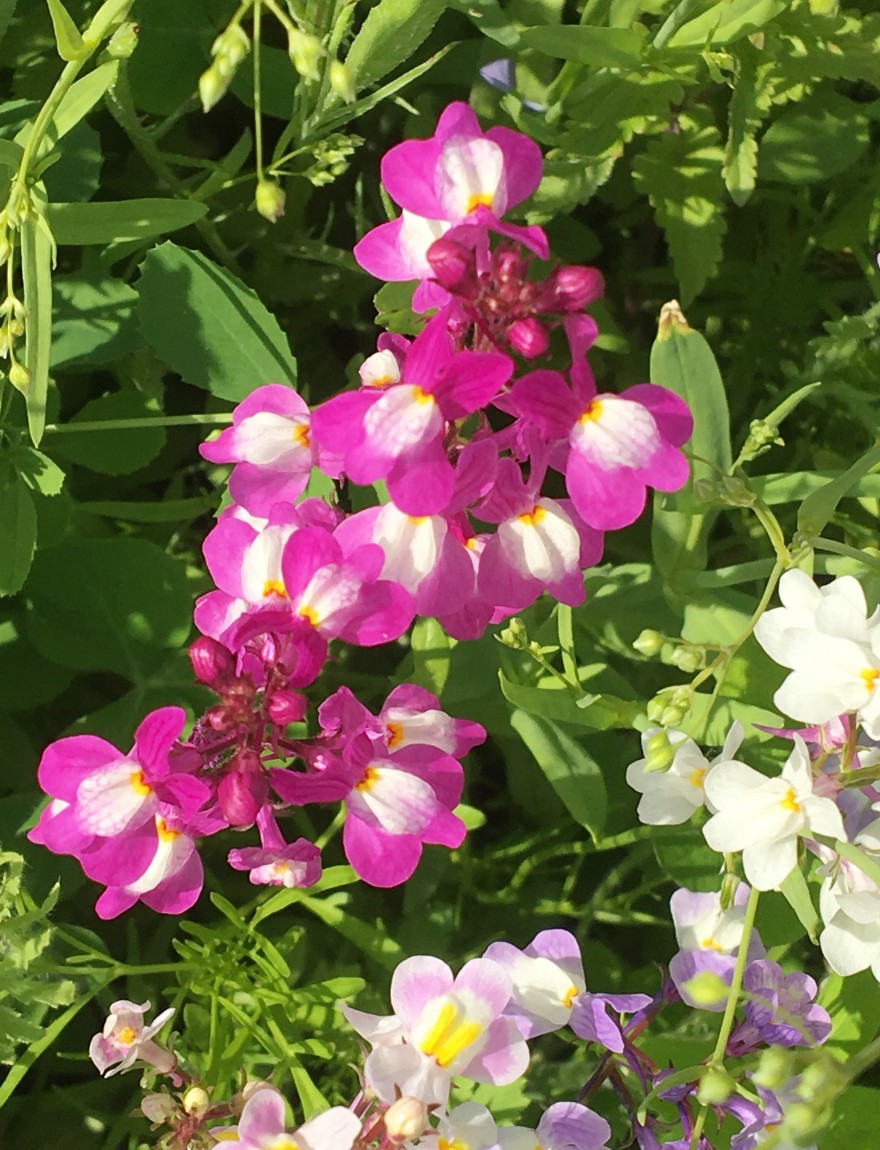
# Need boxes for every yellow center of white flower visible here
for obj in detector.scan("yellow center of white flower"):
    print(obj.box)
[517,505,546,527]
[688,767,706,789]
[578,398,604,423]
[779,786,800,813]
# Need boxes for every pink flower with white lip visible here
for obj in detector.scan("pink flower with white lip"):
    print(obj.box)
[508,369,693,531]
[89,999,176,1077]
[210,1085,361,1150]
[342,955,528,1105]
[199,384,316,516]
[354,102,547,309]
[310,313,512,516]
[227,805,322,888]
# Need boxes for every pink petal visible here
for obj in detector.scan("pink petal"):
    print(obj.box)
[37,736,120,801]
[391,955,454,1028]
[134,707,186,780]
[343,816,422,887]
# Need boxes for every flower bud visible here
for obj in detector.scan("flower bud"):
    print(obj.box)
[507,317,549,358]
[645,695,667,723]
[8,360,30,392]
[643,728,676,773]
[633,629,663,657]
[427,238,477,297]
[106,20,138,59]
[669,645,702,673]
[198,64,229,112]
[696,1065,735,1106]
[141,1093,176,1124]
[384,1096,428,1143]
[213,24,250,71]
[752,1045,795,1089]
[660,703,686,727]
[218,751,269,827]
[682,970,729,1007]
[287,28,321,80]
[552,265,604,311]
[497,616,527,649]
[182,1086,210,1117]
[267,689,306,726]
[328,59,355,103]
[255,179,286,223]
[189,636,235,686]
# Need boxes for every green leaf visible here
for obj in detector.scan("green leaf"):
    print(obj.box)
[723,44,763,206]
[0,0,18,50]
[448,0,520,49]
[0,477,36,597]
[509,711,607,842]
[11,447,65,496]
[51,272,139,367]
[499,670,639,729]
[45,198,208,245]
[410,616,452,697]
[665,0,786,49]
[654,824,721,891]
[823,1086,880,1150]
[759,107,869,184]
[521,25,646,69]
[42,60,119,146]
[49,390,166,475]
[650,301,730,578]
[820,972,880,1058]
[24,536,192,677]
[78,495,215,523]
[46,0,86,61]
[797,444,880,538]
[20,191,53,446]
[632,119,726,304]
[345,0,447,91]
[137,242,298,402]
[778,866,818,943]
[373,280,419,335]
[299,894,404,970]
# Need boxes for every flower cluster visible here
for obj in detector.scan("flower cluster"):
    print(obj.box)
[29,100,693,920]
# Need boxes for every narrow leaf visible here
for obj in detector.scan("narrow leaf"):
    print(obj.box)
[521,25,646,69]
[797,445,880,538]
[0,477,37,597]
[779,866,818,943]
[345,0,447,91]
[46,0,86,61]
[45,198,208,245]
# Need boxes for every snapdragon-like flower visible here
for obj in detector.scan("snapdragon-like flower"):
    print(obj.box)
[210,1084,361,1149]
[668,885,764,1010]
[626,722,743,826]
[416,1102,500,1150]
[754,569,880,735]
[818,817,880,978]
[227,805,321,888]
[496,1101,611,1150]
[89,1000,176,1077]
[702,736,845,890]
[726,960,831,1055]
[342,955,528,1105]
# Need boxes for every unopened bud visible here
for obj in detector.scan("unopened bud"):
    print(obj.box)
[230,1079,276,1115]
[696,1065,735,1106]
[267,689,306,726]
[752,1045,795,1089]
[141,1093,176,1124]
[552,265,604,311]
[783,1102,827,1141]
[719,475,755,508]
[633,629,663,657]
[507,317,549,358]
[497,616,527,649]
[198,64,229,112]
[212,24,250,71]
[644,728,676,773]
[182,1086,210,1117]
[288,28,321,80]
[683,970,729,1007]
[384,1096,428,1143]
[660,703,686,727]
[669,645,702,673]
[218,751,269,827]
[106,20,138,59]
[646,696,667,723]
[189,636,235,685]
[427,238,477,297]
[255,179,286,223]
[328,59,355,103]
[0,232,10,265]
[8,360,30,392]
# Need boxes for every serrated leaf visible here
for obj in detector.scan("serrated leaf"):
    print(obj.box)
[137,242,297,402]
[759,107,869,184]
[521,25,646,69]
[46,0,86,61]
[633,120,726,303]
[46,198,207,245]
[345,0,447,91]
[12,446,65,496]
[723,44,764,206]
[509,711,607,842]
[0,477,36,597]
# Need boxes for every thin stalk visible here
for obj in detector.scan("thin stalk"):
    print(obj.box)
[253,0,265,182]
[42,413,233,434]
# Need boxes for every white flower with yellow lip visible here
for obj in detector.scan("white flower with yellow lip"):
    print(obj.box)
[626,722,743,826]
[703,736,846,890]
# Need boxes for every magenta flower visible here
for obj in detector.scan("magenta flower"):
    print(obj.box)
[343,955,528,1105]
[227,805,321,888]
[89,1000,176,1077]
[509,370,693,531]
[310,313,512,515]
[199,384,317,516]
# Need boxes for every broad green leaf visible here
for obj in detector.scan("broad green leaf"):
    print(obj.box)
[820,972,880,1057]
[650,301,730,578]
[521,25,646,69]
[632,119,726,304]
[0,138,22,170]
[797,444,880,538]
[20,190,53,446]
[24,536,191,677]
[46,0,86,61]
[410,616,452,696]
[374,280,419,335]
[0,622,72,710]
[654,824,721,891]
[759,107,869,184]
[49,390,166,475]
[823,1086,880,1150]
[42,121,102,203]
[665,0,786,49]
[137,242,298,402]
[448,0,520,48]
[11,447,65,496]
[0,0,17,49]
[51,272,139,367]
[345,0,447,91]
[0,477,36,597]
[510,711,607,842]
[778,866,818,943]
[46,198,208,245]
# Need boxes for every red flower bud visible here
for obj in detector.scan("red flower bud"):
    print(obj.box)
[552,265,604,311]
[189,636,235,686]
[218,751,268,827]
[267,689,306,726]
[507,317,549,358]
[427,238,477,297]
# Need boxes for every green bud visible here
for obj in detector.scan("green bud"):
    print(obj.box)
[328,59,356,103]
[643,728,676,773]
[670,685,693,708]
[288,28,321,81]
[646,696,667,723]
[182,1086,209,1117]
[105,20,138,59]
[782,1101,823,1141]
[669,645,702,673]
[752,1045,795,1090]
[696,1065,736,1106]
[633,629,663,657]
[8,360,30,392]
[198,64,229,112]
[660,703,686,727]
[719,475,756,508]
[693,477,719,503]
[682,970,728,1007]
[255,179,286,223]
[213,24,250,71]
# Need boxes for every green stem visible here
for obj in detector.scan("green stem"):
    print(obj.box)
[688,886,761,1149]
[42,413,233,434]
[253,0,265,182]
[557,602,578,684]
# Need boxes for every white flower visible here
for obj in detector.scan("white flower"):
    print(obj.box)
[818,819,880,979]
[625,722,743,825]
[754,569,880,735]
[702,736,845,890]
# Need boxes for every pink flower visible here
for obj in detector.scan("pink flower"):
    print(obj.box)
[89,1000,176,1077]
[227,805,322,888]
[210,1084,361,1149]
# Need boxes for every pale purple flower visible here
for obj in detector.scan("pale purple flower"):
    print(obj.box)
[496,1102,611,1150]
[727,960,831,1055]
[668,885,765,1009]
[210,1084,361,1149]
[89,1000,176,1077]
